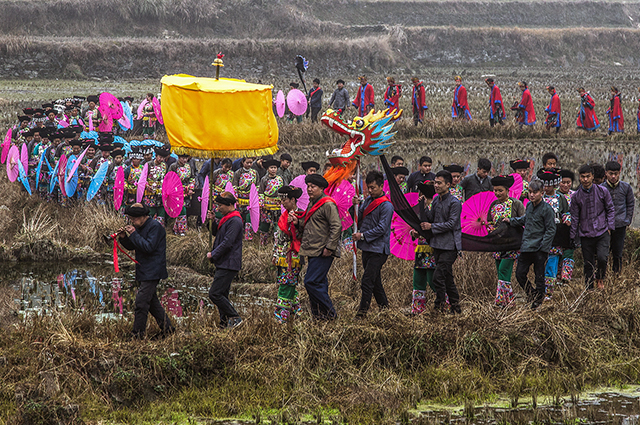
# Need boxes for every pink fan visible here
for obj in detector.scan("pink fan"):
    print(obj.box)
[509,173,523,200]
[6,146,19,182]
[113,166,125,210]
[286,89,308,116]
[97,106,113,132]
[200,175,210,223]
[118,113,131,130]
[152,97,163,125]
[224,181,236,199]
[326,180,355,231]
[390,192,420,260]
[20,143,28,175]
[66,146,89,182]
[99,92,124,120]
[248,184,260,233]
[87,111,95,132]
[136,100,147,120]
[136,162,148,203]
[162,171,184,218]
[461,191,498,237]
[58,120,69,128]
[289,174,310,211]
[57,155,68,198]
[276,90,285,118]
[2,129,11,164]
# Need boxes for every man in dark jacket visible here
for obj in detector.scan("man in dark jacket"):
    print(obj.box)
[602,161,635,274]
[572,164,615,289]
[307,78,323,122]
[505,181,556,309]
[328,79,350,115]
[421,170,463,313]
[119,203,174,339]
[353,171,394,316]
[207,192,244,328]
[460,158,493,200]
[406,156,436,192]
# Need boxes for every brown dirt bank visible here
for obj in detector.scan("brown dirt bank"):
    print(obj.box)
[3,26,640,80]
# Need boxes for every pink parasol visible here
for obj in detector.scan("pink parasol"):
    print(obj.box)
[136,162,148,203]
[97,105,113,132]
[224,181,236,199]
[20,143,28,175]
[461,191,497,237]
[509,173,523,200]
[6,146,19,182]
[276,90,285,118]
[247,183,260,233]
[152,97,163,125]
[87,111,95,132]
[57,155,68,197]
[326,179,355,231]
[289,174,310,211]
[66,146,89,182]
[118,113,131,130]
[113,166,125,210]
[58,120,69,128]
[99,92,124,120]
[390,192,420,261]
[200,175,210,223]
[286,89,308,116]
[2,129,11,164]
[136,100,148,119]
[162,171,184,218]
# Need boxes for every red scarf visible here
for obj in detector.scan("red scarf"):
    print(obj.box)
[218,210,242,230]
[362,195,390,221]
[278,210,304,253]
[304,196,336,225]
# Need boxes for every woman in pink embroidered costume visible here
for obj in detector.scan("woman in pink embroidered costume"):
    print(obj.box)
[273,186,304,323]
[124,148,145,207]
[557,169,576,283]
[142,146,170,225]
[232,157,259,240]
[486,175,525,307]
[168,153,196,235]
[258,159,285,245]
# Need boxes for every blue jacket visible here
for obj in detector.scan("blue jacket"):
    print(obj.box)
[357,195,394,255]
[425,192,462,251]
[601,180,635,228]
[210,213,244,271]
[119,218,168,282]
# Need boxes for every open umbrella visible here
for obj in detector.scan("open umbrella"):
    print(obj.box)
[99,92,124,120]
[97,105,113,132]
[390,192,420,261]
[163,171,184,218]
[326,179,355,231]
[113,166,125,210]
[286,89,308,116]
[118,101,133,131]
[66,146,89,182]
[20,143,28,176]
[1,129,11,164]
[247,183,260,233]
[57,155,68,197]
[461,191,497,237]
[57,121,69,128]
[152,97,163,125]
[136,162,148,203]
[49,158,60,194]
[289,175,310,211]
[509,173,523,200]
[17,160,31,195]
[223,181,236,199]
[276,90,286,118]
[81,131,99,143]
[6,146,19,182]
[200,175,210,223]
[35,150,46,190]
[65,155,78,197]
[87,160,109,201]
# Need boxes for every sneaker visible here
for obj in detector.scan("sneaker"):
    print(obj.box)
[227,317,243,329]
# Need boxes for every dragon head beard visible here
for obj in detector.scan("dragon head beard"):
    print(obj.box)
[321,108,402,188]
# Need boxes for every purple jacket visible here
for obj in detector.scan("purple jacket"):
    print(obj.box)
[570,184,615,239]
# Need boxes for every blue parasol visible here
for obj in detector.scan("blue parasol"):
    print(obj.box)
[17,161,31,195]
[34,150,46,191]
[81,131,99,143]
[118,101,134,131]
[65,155,78,197]
[87,161,109,201]
[49,159,60,194]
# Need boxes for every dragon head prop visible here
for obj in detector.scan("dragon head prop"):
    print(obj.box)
[321,108,402,187]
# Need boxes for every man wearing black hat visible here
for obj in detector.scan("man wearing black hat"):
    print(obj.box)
[13,115,31,140]
[301,161,320,176]
[292,173,342,319]
[353,171,394,316]
[119,203,175,339]
[206,192,244,329]
[510,159,531,202]
[328,80,350,115]
[307,78,323,123]
[277,153,293,185]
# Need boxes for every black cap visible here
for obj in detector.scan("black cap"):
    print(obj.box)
[111,149,125,158]
[280,153,292,162]
[17,115,30,122]
[278,185,303,199]
[444,164,464,174]
[87,95,99,103]
[559,169,575,181]
[154,146,171,157]
[391,166,409,176]
[125,204,150,217]
[510,159,530,170]
[417,180,436,199]
[69,139,83,147]
[301,161,321,172]
[536,169,561,186]
[263,159,281,169]
[98,144,114,152]
[305,173,328,188]
[491,175,515,189]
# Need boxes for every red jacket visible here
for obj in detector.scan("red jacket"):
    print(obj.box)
[412,83,427,120]
[489,84,505,119]
[577,92,600,131]
[452,85,472,120]
[517,89,536,125]
[544,92,561,127]
[606,93,624,132]
[383,84,401,113]
[353,83,375,117]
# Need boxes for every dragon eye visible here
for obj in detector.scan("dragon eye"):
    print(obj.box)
[355,119,364,127]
